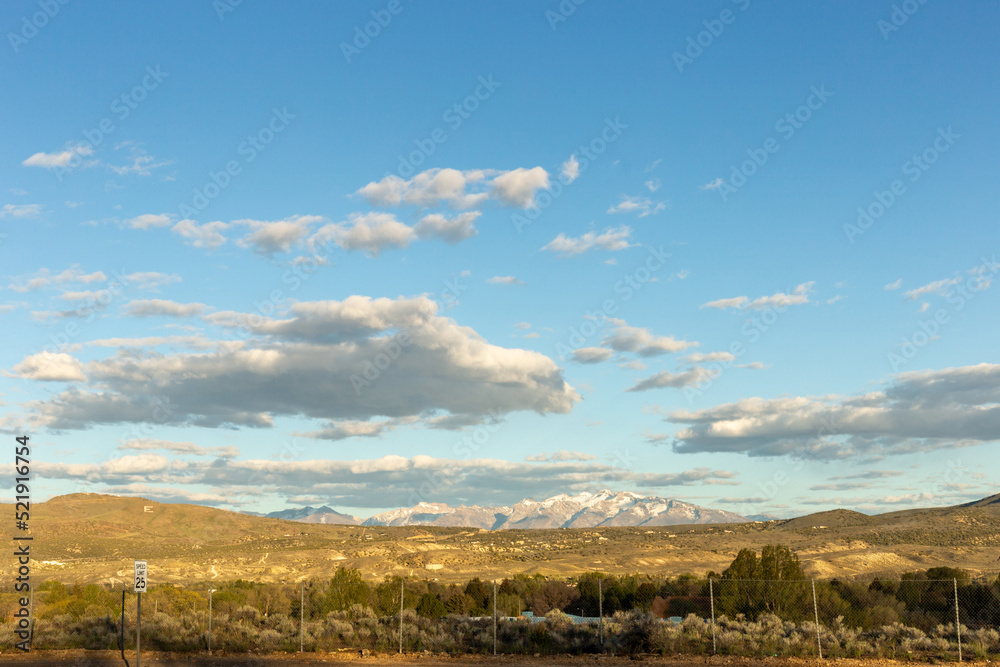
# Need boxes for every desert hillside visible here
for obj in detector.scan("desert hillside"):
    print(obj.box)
[4,492,1000,586]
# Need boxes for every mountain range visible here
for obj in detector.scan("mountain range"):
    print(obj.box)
[251,490,748,530]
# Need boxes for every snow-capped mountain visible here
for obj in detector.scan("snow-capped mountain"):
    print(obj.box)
[260,505,360,525]
[361,490,746,529]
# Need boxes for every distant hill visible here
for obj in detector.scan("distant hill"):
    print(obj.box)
[256,506,360,525]
[362,490,747,529]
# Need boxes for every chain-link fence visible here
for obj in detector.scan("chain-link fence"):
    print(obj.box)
[3,573,999,659]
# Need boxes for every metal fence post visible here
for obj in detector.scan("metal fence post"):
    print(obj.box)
[954,578,962,662]
[811,579,822,659]
[493,579,497,656]
[136,590,141,667]
[709,578,717,655]
[299,580,305,653]
[599,578,604,647]
[399,578,404,654]
[119,587,128,666]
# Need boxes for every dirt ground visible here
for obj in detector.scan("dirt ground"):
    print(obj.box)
[0,651,970,666]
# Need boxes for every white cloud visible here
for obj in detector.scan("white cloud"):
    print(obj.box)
[357,167,550,210]
[22,145,93,169]
[413,211,480,243]
[884,278,903,291]
[0,204,41,218]
[542,226,634,256]
[627,367,717,392]
[28,295,580,431]
[560,155,580,184]
[122,300,207,318]
[124,213,173,229]
[491,167,550,207]
[702,282,814,310]
[904,277,960,300]
[683,352,735,364]
[7,266,107,292]
[119,438,238,458]
[603,319,697,356]
[235,215,322,255]
[487,276,523,286]
[311,212,415,257]
[644,178,661,192]
[124,272,182,290]
[700,178,724,190]
[669,363,1000,459]
[525,450,597,462]
[572,347,614,364]
[607,195,666,217]
[171,219,229,249]
[7,352,86,382]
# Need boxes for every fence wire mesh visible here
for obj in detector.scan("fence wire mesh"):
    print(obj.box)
[3,574,999,659]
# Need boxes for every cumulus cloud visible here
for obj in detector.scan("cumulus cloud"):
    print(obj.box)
[7,352,86,382]
[171,219,229,249]
[560,155,580,184]
[702,282,814,310]
[27,295,580,431]
[490,167,550,207]
[357,167,549,210]
[414,211,480,243]
[607,195,666,217]
[125,213,173,230]
[542,226,635,256]
[603,319,697,356]
[122,300,207,318]
[310,212,415,257]
[668,363,1000,460]
[235,215,322,255]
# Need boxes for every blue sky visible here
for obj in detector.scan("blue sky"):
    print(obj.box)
[2,0,998,518]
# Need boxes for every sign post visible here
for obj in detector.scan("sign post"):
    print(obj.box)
[134,560,147,667]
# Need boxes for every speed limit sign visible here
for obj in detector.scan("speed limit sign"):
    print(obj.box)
[134,560,147,593]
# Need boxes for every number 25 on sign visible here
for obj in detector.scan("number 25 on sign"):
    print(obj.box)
[134,560,147,593]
